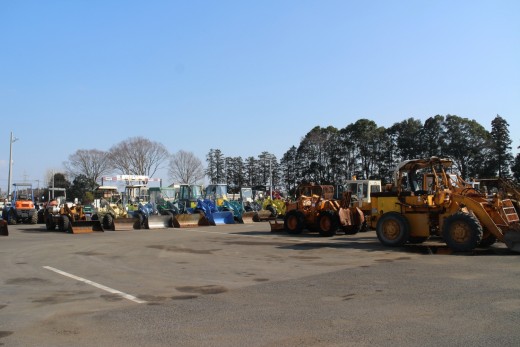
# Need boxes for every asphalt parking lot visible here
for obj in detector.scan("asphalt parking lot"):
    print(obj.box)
[1,222,520,346]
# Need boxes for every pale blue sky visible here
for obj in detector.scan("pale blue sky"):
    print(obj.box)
[1,0,519,191]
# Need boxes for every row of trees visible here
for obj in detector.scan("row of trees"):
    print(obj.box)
[50,137,204,202]
[53,114,518,202]
[205,115,520,194]
[64,137,205,187]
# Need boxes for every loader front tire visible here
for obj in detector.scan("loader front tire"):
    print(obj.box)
[284,210,305,234]
[266,205,277,218]
[30,211,38,224]
[442,212,482,252]
[59,215,71,233]
[45,215,56,230]
[103,214,114,230]
[8,209,17,225]
[317,210,338,237]
[376,212,410,247]
[134,213,145,230]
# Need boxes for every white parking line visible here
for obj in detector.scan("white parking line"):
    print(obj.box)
[43,266,147,304]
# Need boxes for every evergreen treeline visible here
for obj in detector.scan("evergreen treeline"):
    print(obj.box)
[206,114,519,194]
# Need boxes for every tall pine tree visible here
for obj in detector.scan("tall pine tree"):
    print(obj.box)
[490,115,513,178]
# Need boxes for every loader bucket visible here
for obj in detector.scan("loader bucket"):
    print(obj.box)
[173,213,209,228]
[339,207,365,235]
[268,218,284,232]
[212,211,235,225]
[113,217,138,231]
[0,220,8,236]
[241,211,258,224]
[70,220,102,234]
[146,215,173,229]
[504,230,520,253]
[256,210,273,221]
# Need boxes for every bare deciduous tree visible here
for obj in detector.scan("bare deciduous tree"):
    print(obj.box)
[168,150,205,184]
[108,137,170,177]
[63,149,112,185]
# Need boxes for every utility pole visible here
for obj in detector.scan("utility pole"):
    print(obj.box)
[35,179,40,202]
[269,157,273,199]
[7,131,19,199]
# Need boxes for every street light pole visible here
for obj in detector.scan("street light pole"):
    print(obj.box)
[269,157,273,199]
[7,131,19,199]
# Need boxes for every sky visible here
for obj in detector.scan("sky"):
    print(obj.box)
[1,0,519,194]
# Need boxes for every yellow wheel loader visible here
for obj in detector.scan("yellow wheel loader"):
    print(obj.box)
[370,157,520,252]
[60,203,103,233]
[44,201,102,234]
[171,184,210,228]
[93,186,136,231]
[283,184,364,236]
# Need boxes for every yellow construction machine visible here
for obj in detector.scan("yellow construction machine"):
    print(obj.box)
[93,186,136,231]
[282,184,365,236]
[44,200,102,233]
[343,179,382,215]
[251,186,286,221]
[370,157,520,252]
[228,187,261,223]
[171,184,210,228]
[61,203,102,233]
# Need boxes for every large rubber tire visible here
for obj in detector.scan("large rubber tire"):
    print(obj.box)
[59,215,71,233]
[37,210,45,224]
[134,213,145,230]
[317,210,338,237]
[442,212,483,252]
[8,209,17,225]
[165,211,175,227]
[284,210,305,234]
[266,205,277,218]
[103,214,114,230]
[30,211,38,224]
[45,215,56,231]
[376,212,410,247]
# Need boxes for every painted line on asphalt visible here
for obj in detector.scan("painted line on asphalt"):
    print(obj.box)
[43,266,147,304]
